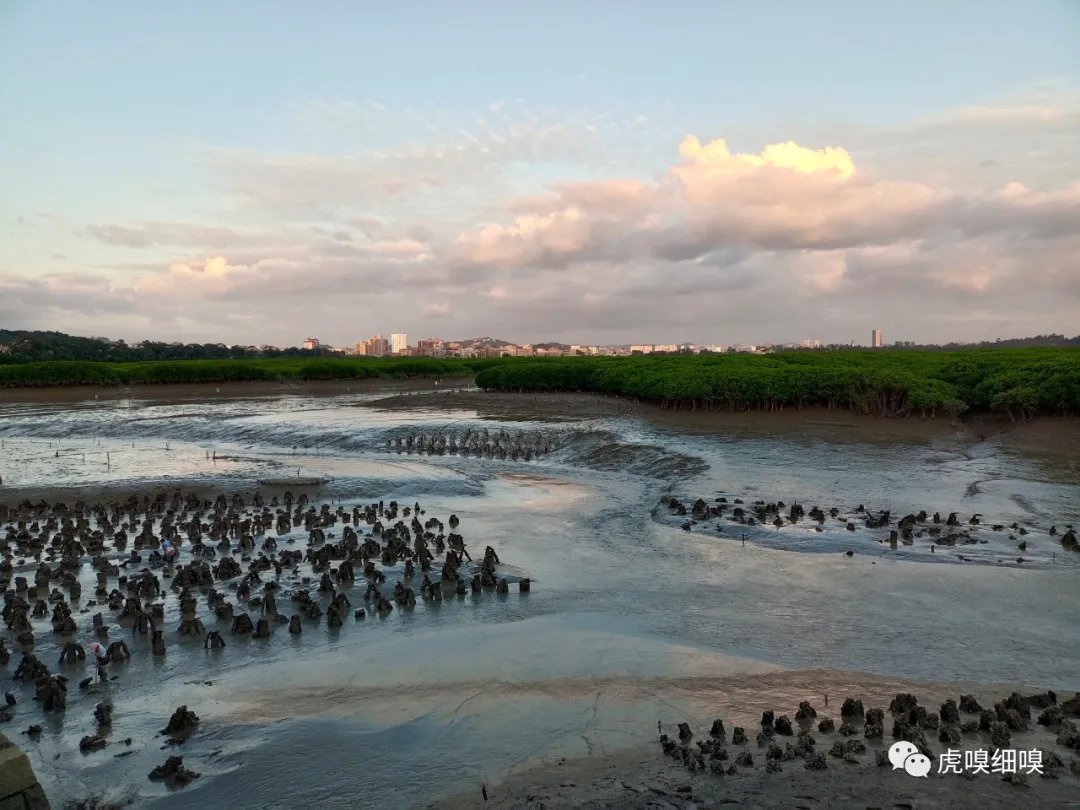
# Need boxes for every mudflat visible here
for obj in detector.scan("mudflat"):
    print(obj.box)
[1,383,1078,809]
[0,376,472,404]
[431,672,1080,809]
[364,389,1080,459]
[6,381,1077,460]
[433,743,1080,809]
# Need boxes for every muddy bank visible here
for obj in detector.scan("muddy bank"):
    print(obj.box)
[6,382,1077,461]
[366,389,1080,459]
[432,670,1080,809]
[365,389,648,421]
[433,742,1080,809]
[0,479,331,507]
[0,376,473,405]
[962,414,1080,460]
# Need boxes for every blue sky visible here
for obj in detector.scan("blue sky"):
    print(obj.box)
[1,1,1078,345]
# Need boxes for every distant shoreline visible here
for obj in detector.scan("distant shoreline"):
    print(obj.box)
[0,376,474,403]
[3,380,1076,460]
[365,388,1080,459]
[3,349,1078,423]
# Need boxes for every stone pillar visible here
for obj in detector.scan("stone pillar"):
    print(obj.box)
[0,734,50,810]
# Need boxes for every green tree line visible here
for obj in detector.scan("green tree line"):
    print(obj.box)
[3,329,1078,365]
[474,350,1080,419]
[0,357,505,388]
[2,345,1078,420]
[0,330,340,364]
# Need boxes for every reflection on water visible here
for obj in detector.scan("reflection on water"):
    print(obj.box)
[0,389,1078,808]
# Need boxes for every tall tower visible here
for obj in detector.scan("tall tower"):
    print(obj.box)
[872,329,882,348]
[366,334,389,356]
[391,333,407,354]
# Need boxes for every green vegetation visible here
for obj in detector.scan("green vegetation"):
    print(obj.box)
[4,329,1078,365]
[3,349,1078,420]
[0,330,338,363]
[0,357,505,388]
[475,350,1080,419]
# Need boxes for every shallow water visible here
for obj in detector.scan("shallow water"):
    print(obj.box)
[0,389,1078,808]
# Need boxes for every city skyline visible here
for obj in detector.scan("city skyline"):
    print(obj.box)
[2,322,1073,363]
[281,327,982,354]
[1,3,1078,346]
[299,325,859,354]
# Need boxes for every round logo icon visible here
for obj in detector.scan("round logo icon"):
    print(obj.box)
[889,741,931,777]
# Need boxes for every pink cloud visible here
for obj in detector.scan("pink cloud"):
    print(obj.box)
[454,133,1078,272]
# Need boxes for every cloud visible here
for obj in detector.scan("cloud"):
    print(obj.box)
[127,243,455,303]
[677,136,856,178]
[196,107,625,222]
[450,179,655,270]
[908,85,1080,131]
[455,208,592,270]
[456,133,1080,272]
[85,222,256,249]
[842,84,1080,192]
[942,103,1070,125]
[5,90,1079,346]
[0,272,136,325]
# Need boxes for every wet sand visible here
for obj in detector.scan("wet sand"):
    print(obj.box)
[962,414,1080,460]
[430,670,1080,810]
[434,742,1080,809]
[5,380,1077,459]
[0,376,473,404]
[0,479,329,508]
[366,389,1080,459]
[1,385,1077,808]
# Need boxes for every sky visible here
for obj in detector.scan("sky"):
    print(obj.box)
[1,1,1078,348]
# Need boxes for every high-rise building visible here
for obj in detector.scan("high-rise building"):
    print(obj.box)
[417,337,445,358]
[355,334,390,356]
[369,334,390,356]
[872,329,883,348]
[390,333,407,354]
[302,338,320,350]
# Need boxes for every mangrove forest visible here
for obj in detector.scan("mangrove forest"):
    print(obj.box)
[0,357,503,388]
[474,349,1080,419]
[0,349,1078,420]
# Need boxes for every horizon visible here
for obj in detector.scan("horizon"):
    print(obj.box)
[5,325,1080,353]
[2,2,1078,346]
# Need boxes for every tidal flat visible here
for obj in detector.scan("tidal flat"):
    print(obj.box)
[0,381,1077,808]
